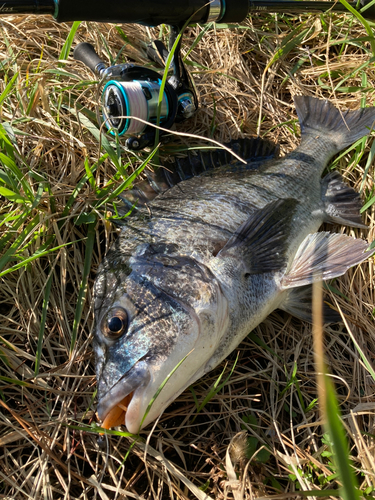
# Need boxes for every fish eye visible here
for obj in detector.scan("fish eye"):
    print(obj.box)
[102,307,128,339]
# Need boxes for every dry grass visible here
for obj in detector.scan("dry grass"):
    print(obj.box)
[0,9,375,500]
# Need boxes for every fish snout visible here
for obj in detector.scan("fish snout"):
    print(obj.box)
[97,360,151,431]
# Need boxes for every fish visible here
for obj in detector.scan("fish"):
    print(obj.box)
[93,96,374,434]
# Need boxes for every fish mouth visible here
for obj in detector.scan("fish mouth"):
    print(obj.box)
[97,360,151,432]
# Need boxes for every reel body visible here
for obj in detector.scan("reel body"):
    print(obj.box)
[74,38,197,150]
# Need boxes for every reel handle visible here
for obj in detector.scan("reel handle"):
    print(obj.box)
[73,43,106,74]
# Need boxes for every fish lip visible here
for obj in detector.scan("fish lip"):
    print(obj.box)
[97,360,151,422]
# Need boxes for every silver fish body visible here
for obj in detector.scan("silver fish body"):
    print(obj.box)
[93,96,374,433]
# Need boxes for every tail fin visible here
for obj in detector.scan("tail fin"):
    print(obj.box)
[294,96,375,153]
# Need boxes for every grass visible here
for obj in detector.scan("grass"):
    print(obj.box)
[0,9,374,500]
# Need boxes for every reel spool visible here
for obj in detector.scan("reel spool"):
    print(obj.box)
[102,79,170,136]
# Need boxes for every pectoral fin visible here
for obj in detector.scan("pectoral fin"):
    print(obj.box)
[282,232,373,288]
[218,198,298,274]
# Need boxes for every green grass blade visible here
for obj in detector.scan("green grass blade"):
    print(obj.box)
[96,146,159,208]
[0,152,34,201]
[0,123,20,160]
[0,240,74,278]
[183,23,213,60]
[34,272,53,376]
[84,156,96,191]
[194,352,239,416]
[0,186,28,204]
[68,108,121,171]
[61,155,107,220]
[248,331,280,359]
[0,215,40,273]
[0,179,44,255]
[333,299,375,382]
[139,351,192,431]
[332,57,375,92]
[26,81,40,116]
[70,221,96,355]
[0,375,30,387]
[0,208,31,252]
[154,19,194,147]
[154,33,182,147]
[59,21,82,61]
[360,138,375,192]
[360,193,375,213]
[295,490,343,498]
[323,374,360,500]
[44,68,84,80]
[65,423,135,437]
[0,72,19,108]
[339,0,375,55]
[266,25,309,70]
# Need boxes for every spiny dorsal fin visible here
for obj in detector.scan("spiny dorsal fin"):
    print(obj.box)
[120,137,279,209]
[217,198,298,274]
[165,137,279,183]
[321,171,367,229]
[282,231,373,289]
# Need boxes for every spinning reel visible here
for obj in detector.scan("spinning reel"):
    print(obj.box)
[73,28,197,150]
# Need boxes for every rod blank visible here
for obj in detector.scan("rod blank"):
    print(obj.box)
[0,0,374,23]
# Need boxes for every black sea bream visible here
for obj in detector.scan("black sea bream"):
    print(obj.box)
[93,96,374,433]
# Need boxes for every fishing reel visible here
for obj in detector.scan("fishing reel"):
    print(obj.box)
[73,27,198,150]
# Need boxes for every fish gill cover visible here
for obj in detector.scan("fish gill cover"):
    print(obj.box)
[0,12,375,500]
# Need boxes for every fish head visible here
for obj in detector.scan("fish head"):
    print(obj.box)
[93,242,228,434]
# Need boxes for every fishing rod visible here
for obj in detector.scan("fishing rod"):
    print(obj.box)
[2,0,375,24]
[2,0,374,149]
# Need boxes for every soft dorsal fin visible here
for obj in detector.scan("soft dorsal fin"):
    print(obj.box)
[282,231,373,289]
[217,198,298,274]
[121,137,279,210]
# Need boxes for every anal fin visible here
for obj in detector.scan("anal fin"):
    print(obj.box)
[282,232,373,288]
[322,171,367,229]
[279,285,341,324]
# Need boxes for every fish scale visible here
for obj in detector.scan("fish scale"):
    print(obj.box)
[131,165,315,262]
[93,96,375,434]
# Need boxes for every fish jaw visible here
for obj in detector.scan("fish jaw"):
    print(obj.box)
[124,329,223,432]
[96,359,151,429]
[127,291,230,432]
